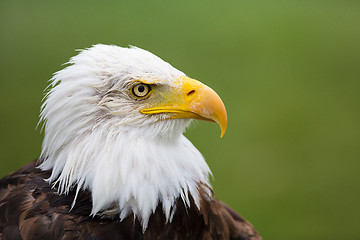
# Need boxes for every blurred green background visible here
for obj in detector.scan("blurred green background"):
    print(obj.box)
[1,0,359,239]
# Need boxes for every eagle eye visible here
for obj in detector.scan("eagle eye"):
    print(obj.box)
[131,83,151,99]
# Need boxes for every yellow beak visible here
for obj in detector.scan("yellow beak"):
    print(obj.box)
[141,76,227,137]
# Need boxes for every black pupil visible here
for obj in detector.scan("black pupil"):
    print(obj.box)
[138,85,145,93]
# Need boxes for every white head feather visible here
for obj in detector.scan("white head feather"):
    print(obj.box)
[39,44,212,229]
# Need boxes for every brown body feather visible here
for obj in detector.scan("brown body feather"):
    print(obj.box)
[0,161,261,240]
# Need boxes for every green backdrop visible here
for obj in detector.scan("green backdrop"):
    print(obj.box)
[1,1,359,239]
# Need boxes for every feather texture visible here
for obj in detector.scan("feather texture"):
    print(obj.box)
[0,161,261,240]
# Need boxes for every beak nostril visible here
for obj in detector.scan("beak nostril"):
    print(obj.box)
[187,90,195,97]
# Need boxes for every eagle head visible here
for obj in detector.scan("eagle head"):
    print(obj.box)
[39,44,227,229]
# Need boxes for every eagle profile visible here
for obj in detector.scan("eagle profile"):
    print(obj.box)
[0,45,261,240]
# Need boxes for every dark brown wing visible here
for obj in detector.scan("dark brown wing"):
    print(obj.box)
[189,185,261,240]
[0,161,83,239]
[0,161,261,240]
[0,161,136,240]
[207,200,261,240]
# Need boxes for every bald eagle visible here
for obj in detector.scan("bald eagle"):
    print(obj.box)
[0,45,261,240]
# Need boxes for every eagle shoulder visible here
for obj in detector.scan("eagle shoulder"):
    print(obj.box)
[0,161,82,239]
[209,200,261,240]
[193,187,261,240]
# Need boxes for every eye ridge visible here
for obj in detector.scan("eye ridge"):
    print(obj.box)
[131,83,151,99]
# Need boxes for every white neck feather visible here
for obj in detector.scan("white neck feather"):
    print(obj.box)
[39,120,212,229]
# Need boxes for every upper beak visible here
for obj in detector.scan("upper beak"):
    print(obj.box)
[141,76,227,137]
